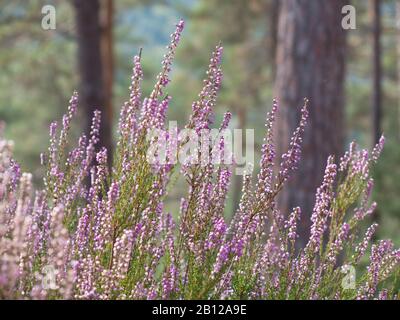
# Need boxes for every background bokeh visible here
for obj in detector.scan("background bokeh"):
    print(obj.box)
[0,0,399,244]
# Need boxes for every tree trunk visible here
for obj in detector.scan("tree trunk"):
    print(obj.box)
[371,0,382,145]
[73,0,113,165]
[397,1,400,142]
[100,0,114,160]
[370,0,382,234]
[269,0,280,80]
[274,0,347,246]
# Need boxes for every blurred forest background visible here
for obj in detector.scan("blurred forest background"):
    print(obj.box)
[0,0,399,245]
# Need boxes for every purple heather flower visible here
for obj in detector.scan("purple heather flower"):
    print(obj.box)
[278,100,309,182]
[306,156,337,254]
[59,92,78,151]
[187,44,224,133]
[285,207,301,243]
[326,223,350,265]
[212,243,231,276]
[220,112,232,130]
[371,135,385,162]
[353,223,379,263]
[150,19,184,100]
[256,99,278,199]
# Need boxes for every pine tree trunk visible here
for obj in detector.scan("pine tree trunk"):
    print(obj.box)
[371,0,382,145]
[73,0,113,165]
[100,0,114,165]
[269,0,280,80]
[397,1,400,142]
[274,0,347,246]
[370,0,382,232]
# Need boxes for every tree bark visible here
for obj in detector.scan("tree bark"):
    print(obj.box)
[73,0,113,165]
[370,0,382,234]
[100,0,114,155]
[269,0,280,80]
[397,1,400,142]
[274,0,347,246]
[371,0,382,145]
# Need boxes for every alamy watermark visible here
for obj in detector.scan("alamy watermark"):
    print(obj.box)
[341,264,356,290]
[342,5,357,30]
[34,264,59,290]
[146,122,254,176]
[41,5,56,30]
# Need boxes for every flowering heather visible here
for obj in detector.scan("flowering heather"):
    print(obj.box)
[0,20,399,300]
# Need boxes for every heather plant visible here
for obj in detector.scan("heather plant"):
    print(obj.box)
[0,20,399,300]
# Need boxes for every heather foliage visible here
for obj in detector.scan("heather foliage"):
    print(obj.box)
[0,20,399,300]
